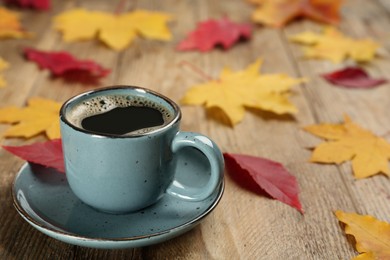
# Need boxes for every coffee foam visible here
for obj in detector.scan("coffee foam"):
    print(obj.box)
[66,94,174,135]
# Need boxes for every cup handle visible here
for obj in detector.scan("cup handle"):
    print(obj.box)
[166,132,224,201]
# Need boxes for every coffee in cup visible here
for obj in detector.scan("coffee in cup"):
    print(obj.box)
[66,94,174,136]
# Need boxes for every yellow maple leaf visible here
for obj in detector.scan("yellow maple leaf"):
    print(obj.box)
[54,8,173,50]
[181,59,305,126]
[289,27,379,63]
[335,210,390,260]
[0,97,61,140]
[304,115,390,178]
[0,7,31,39]
[0,57,9,88]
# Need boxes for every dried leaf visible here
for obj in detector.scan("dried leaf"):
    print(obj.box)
[224,153,303,213]
[0,97,61,140]
[289,27,379,63]
[3,139,64,173]
[0,57,9,88]
[177,17,252,52]
[304,116,390,178]
[250,0,342,27]
[0,7,31,39]
[322,67,387,89]
[54,8,173,50]
[4,0,50,10]
[335,210,390,260]
[24,48,110,84]
[181,59,305,125]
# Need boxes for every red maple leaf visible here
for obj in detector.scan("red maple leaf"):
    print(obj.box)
[177,17,252,52]
[3,0,50,10]
[322,67,387,89]
[3,139,65,173]
[24,48,111,84]
[224,153,303,213]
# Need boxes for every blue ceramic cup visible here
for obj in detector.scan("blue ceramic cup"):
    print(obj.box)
[60,86,224,214]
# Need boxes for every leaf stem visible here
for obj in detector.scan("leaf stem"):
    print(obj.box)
[114,0,127,15]
[380,130,390,139]
[178,60,214,82]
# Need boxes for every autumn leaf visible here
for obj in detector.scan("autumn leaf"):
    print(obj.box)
[335,210,390,260]
[0,7,31,39]
[24,48,110,84]
[224,153,303,213]
[4,0,50,10]
[54,8,173,50]
[289,27,379,63]
[304,115,390,178]
[3,139,64,173]
[0,57,9,88]
[322,67,387,89]
[181,59,305,125]
[177,17,252,52]
[249,0,342,27]
[0,97,61,140]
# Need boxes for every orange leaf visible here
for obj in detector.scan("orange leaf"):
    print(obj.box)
[335,210,390,259]
[181,59,305,126]
[0,97,61,140]
[304,116,390,178]
[0,7,31,39]
[54,8,173,50]
[249,0,342,27]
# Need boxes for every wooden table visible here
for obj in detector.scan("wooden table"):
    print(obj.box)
[1,0,390,259]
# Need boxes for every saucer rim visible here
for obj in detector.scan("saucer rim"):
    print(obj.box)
[12,163,224,243]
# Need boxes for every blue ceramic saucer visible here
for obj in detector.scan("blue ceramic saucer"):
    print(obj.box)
[12,148,224,249]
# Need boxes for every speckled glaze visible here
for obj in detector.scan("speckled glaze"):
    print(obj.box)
[60,86,224,214]
[12,145,224,249]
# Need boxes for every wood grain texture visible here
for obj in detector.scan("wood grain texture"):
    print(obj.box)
[1,0,389,259]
